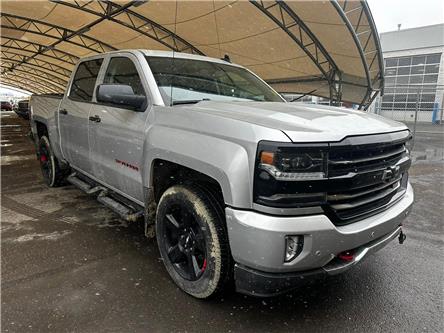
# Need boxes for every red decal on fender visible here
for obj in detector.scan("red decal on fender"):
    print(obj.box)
[115,159,139,171]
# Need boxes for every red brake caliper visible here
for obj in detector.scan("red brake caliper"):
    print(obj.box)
[40,154,47,162]
[201,259,207,272]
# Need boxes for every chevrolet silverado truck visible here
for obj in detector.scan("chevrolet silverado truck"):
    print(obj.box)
[30,50,413,298]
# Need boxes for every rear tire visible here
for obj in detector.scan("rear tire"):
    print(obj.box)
[156,185,231,299]
[38,136,66,187]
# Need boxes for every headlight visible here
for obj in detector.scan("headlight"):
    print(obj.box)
[254,141,328,209]
[257,142,327,181]
[259,150,326,181]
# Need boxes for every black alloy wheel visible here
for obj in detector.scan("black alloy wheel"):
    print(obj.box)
[156,185,231,299]
[39,139,52,183]
[38,136,66,187]
[163,205,207,281]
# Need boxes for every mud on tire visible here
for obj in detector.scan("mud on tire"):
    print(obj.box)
[156,185,231,299]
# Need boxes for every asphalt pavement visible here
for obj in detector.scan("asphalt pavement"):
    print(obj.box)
[1,111,443,333]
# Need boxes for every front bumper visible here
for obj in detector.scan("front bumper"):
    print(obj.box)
[234,226,403,297]
[226,183,414,295]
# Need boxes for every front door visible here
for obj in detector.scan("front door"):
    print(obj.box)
[59,58,103,175]
[88,55,149,203]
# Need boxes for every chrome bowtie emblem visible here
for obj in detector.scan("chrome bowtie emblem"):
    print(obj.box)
[382,165,400,182]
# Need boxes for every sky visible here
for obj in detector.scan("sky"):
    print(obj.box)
[367,0,444,33]
[1,0,444,96]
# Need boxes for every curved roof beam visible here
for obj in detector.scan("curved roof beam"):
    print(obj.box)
[52,0,205,55]
[1,37,79,66]
[250,0,341,93]
[0,3,139,78]
[1,71,62,93]
[0,72,64,92]
[0,13,116,54]
[0,75,58,94]
[1,58,70,84]
[361,0,384,91]
[0,80,43,94]
[331,0,373,107]
[0,51,72,78]
[0,64,67,89]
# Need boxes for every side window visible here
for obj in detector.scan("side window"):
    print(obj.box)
[69,59,103,102]
[103,57,145,96]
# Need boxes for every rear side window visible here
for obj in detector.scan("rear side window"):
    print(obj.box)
[103,57,145,96]
[69,59,103,102]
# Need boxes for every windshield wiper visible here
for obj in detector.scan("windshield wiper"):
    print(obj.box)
[172,98,210,106]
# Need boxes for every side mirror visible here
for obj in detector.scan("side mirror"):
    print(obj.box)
[96,84,146,111]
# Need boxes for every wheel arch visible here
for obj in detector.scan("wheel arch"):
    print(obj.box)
[32,114,64,161]
[147,156,230,206]
[141,131,253,208]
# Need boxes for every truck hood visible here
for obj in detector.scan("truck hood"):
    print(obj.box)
[186,101,408,142]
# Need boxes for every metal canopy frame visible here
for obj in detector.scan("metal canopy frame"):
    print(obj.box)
[1,37,79,66]
[2,59,68,82]
[52,0,205,55]
[267,75,368,89]
[1,51,73,78]
[1,79,46,94]
[0,0,384,106]
[0,3,134,79]
[1,75,58,94]
[0,13,116,54]
[1,70,61,93]
[0,63,67,88]
[332,0,383,108]
[361,0,384,94]
[250,0,343,104]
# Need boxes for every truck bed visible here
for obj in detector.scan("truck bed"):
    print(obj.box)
[31,94,63,120]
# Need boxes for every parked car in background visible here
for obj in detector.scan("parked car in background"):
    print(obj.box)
[30,50,414,299]
[14,99,31,119]
[1,101,13,111]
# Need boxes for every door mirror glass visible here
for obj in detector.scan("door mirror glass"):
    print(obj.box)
[96,84,146,111]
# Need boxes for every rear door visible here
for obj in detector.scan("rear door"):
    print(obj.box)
[59,58,103,174]
[88,54,149,203]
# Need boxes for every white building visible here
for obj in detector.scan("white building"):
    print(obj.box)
[374,24,444,123]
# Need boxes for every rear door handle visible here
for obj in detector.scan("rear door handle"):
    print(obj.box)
[59,109,68,115]
[89,115,101,123]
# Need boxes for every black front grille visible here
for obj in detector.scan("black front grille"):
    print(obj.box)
[323,130,411,225]
[253,131,412,225]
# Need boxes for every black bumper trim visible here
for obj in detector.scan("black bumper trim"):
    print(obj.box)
[234,264,326,297]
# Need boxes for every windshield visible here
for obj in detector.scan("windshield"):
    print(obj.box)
[145,56,284,105]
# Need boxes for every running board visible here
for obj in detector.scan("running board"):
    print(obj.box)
[67,173,105,195]
[67,172,143,222]
[97,193,143,222]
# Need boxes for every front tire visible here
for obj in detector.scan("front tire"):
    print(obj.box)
[156,185,231,299]
[38,136,65,187]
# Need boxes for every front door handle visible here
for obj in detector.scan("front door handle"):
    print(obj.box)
[89,115,101,123]
[59,109,68,115]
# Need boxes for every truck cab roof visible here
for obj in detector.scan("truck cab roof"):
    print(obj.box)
[78,49,243,68]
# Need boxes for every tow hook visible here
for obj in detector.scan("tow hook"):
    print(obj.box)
[398,229,407,244]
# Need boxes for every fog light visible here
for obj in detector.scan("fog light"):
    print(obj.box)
[284,236,304,262]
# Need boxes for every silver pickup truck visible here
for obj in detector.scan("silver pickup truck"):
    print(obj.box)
[30,50,413,298]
